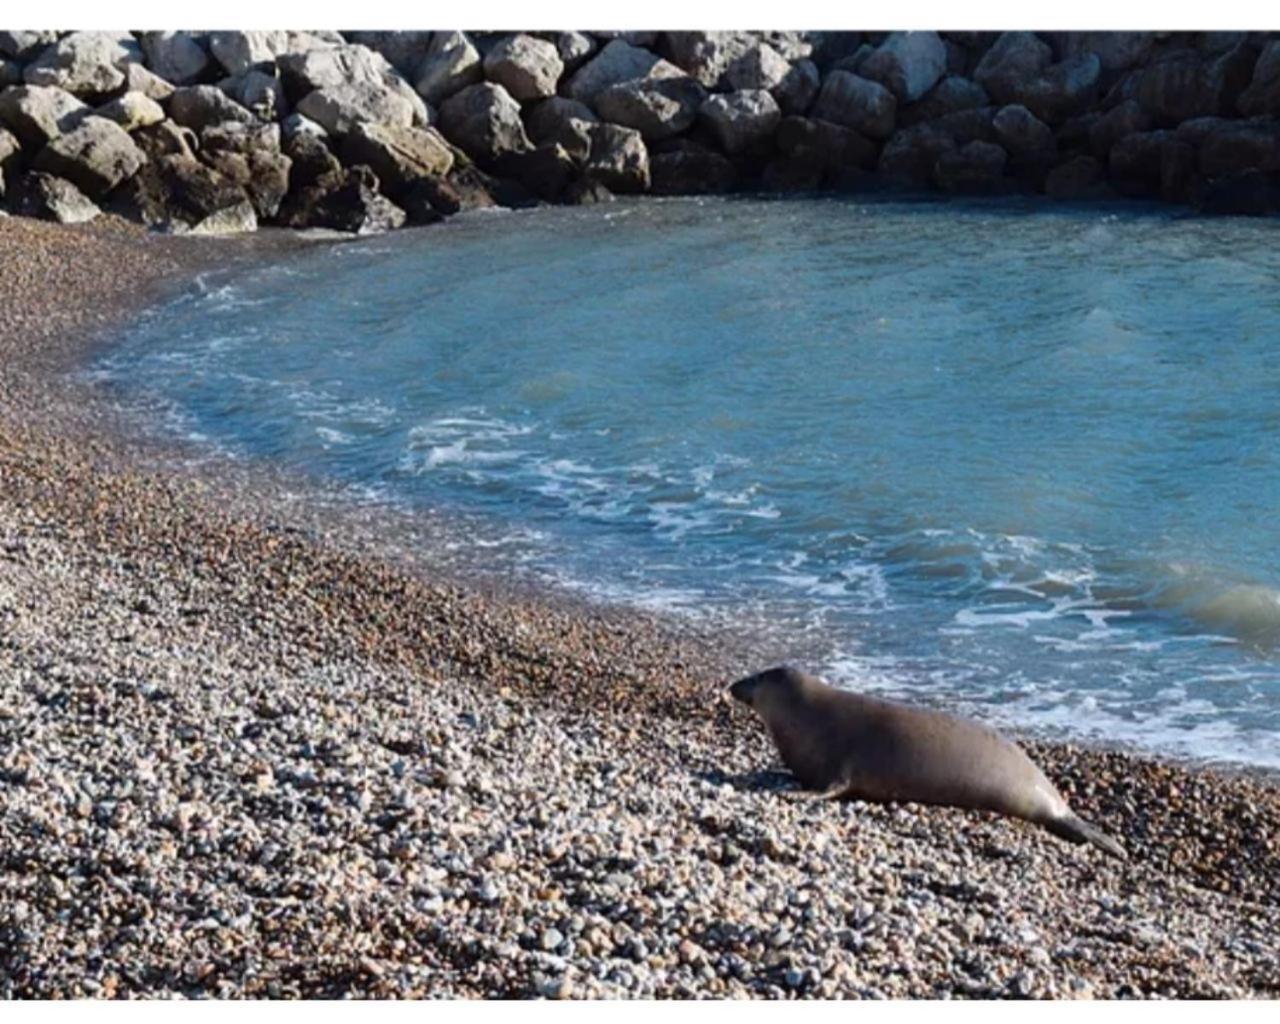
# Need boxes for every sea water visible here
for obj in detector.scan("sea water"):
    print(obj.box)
[96,196,1280,768]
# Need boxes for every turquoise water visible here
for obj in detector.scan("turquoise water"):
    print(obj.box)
[98,197,1280,768]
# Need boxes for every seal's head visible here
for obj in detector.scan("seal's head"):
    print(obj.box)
[727,665,810,710]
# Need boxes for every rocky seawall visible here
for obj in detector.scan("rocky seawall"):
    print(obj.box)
[2,29,1280,233]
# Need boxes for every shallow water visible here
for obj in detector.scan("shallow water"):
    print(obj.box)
[97,196,1280,768]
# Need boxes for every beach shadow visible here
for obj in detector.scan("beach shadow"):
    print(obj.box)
[696,767,801,795]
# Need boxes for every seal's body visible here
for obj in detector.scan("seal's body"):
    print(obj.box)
[729,666,1125,858]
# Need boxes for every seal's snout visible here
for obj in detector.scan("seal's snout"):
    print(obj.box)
[726,675,758,706]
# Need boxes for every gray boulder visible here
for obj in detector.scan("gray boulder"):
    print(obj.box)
[438,82,531,163]
[207,31,337,77]
[1088,99,1150,157]
[1018,53,1101,124]
[595,76,706,141]
[1053,32,1156,73]
[811,70,896,139]
[23,31,140,96]
[934,139,1008,193]
[123,63,176,101]
[900,76,989,126]
[699,90,781,154]
[973,32,1052,105]
[582,121,649,193]
[774,59,821,116]
[776,115,879,172]
[220,69,288,121]
[0,31,60,61]
[139,31,211,85]
[859,31,946,103]
[565,39,680,105]
[340,122,454,195]
[991,104,1056,173]
[1197,121,1280,178]
[414,32,482,106]
[878,123,957,186]
[524,97,597,145]
[0,85,89,148]
[169,85,255,131]
[11,171,100,222]
[200,121,292,218]
[662,31,757,88]
[1135,45,1258,126]
[342,31,434,77]
[33,115,145,198]
[483,34,563,102]
[296,81,423,137]
[279,45,427,127]
[1237,40,1280,117]
[188,198,258,235]
[95,91,166,131]
[557,32,596,72]
[724,43,790,92]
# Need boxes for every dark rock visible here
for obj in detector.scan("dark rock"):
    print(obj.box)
[582,122,649,193]
[933,139,1009,193]
[1019,53,1101,124]
[525,97,597,146]
[1237,41,1280,117]
[650,143,737,194]
[219,69,288,122]
[1160,140,1197,202]
[278,164,406,233]
[0,31,60,61]
[774,59,821,116]
[811,70,896,139]
[340,122,454,197]
[283,130,341,189]
[877,123,956,187]
[9,170,100,222]
[1088,99,1151,157]
[776,115,879,172]
[132,120,198,161]
[1044,155,1108,199]
[1108,129,1173,196]
[120,153,251,229]
[563,177,613,204]
[1194,169,1280,214]
[932,106,998,146]
[991,104,1057,180]
[899,76,989,126]
[200,121,292,218]
[1136,44,1259,126]
[1196,120,1280,178]
[973,32,1052,105]
[660,32,757,89]
[492,143,575,200]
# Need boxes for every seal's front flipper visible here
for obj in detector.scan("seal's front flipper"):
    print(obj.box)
[782,781,850,803]
[1043,813,1128,860]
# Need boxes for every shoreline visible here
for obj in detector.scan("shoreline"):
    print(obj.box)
[2,214,1279,998]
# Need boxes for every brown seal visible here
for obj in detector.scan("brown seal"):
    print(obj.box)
[728,665,1125,858]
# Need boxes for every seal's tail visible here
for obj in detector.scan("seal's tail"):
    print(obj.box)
[1043,813,1128,860]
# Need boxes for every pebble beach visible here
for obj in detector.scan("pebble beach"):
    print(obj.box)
[2,215,1279,999]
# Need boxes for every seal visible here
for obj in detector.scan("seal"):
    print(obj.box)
[728,665,1126,858]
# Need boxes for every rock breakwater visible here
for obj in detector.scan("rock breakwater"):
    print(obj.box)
[2,29,1280,232]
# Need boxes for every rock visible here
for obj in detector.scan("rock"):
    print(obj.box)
[1,59,22,87]
[23,31,140,96]
[206,31,337,77]
[132,120,198,161]
[1054,32,1156,74]
[1195,169,1280,215]
[1196,120,1280,178]
[122,152,251,229]
[973,32,1052,105]
[524,97,597,145]
[650,143,737,194]
[283,130,341,189]
[583,122,649,192]
[414,32,482,107]
[279,45,426,126]
[991,104,1056,175]
[483,34,563,102]
[282,112,328,142]
[1089,99,1151,158]
[698,90,781,155]
[0,127,21,194]
[547,118,594,162]
[1108,129,1173,196]
[0,85,90,149]
[32,115,145,198]
[1044,154,1107,199]
[833,44,874,76]
[811,71,896,139]
[774,60,821,116]
[859,31,947,103]
[557,32,596,73]
[0,31,60,61]
[878,123,956,187]
[199,121,292,218]
[168,86,254,131]
[1160,139,1197,202]
[564,177,613,204]
[279,165,406,233]
[1019,53,1101,123]
[493,143,576,200]
[934,139,1008,193]
[296,82,422,138]
[400,162,500,217]
[776,115,879,170]
[1136,45,1258,126]
[1237,41,1280,117]
[565,40,680,105]
[900,76,989,126]
[94,91,165,132]
[189,198,257,235]
[724,43,791,92]
[662,32,757,88]
[139,31,211,86]
[595,76,706,141]
[10,171,100,222]
[342,31,434,78]
[220,70,288,122]
[122,63,176,102]
[438,82,530,164]
[340,122,453,196]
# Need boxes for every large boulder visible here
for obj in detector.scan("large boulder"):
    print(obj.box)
[94,91,166,131]
[438,82,531,164]
[811,70,896,139]
[342,31,434,78]
[138,31,211,85]
[414,32,482,106]
[557,32,597,73]
[206,31,337,77]
[199,121,292,219]
[1044,155,1108,199]
[122,62,176,101]
[0,127,20,194]
[774,59,821,116]
[582,122,650,193]
[10,171,100,222]
[933,139,1008,193]
[1196,120,1280,178]
[878,123,957,187]
[991,104,1056,175]
[724,42,790,92]
[0,85,89,149]
[1053,32,1156,74]
[859,31,947,103]
[661,31,757,88]
[23,31,140,96]
[1108,129,1174,196]
[565,39,680,105]
[279,165,406,234]
[1194,169,1280,215]
[649,141,736,194]
[220,69,288,122]
[2,59,23,87]
[776,115,879,171]
[900,75,989,126]
[296,81,422,137]
[1135,45,1258,125]
[132,120,198,162]
[1237,40,1280,117]
[283,128,341,189]
[973,32,1052,105]
[524,97,597,145]
[1018,53,1101,123]
[169,86,255,130]
[492,142,577,201]
[32,115,145,198]
[340,122,454,196]
[483,34,563,102]
[594,75,706,141]
[0,32,60,61]
[1088,99,1151,157]
[279,45,426,126]
[698,90,781,155]
[122,152,252,229]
